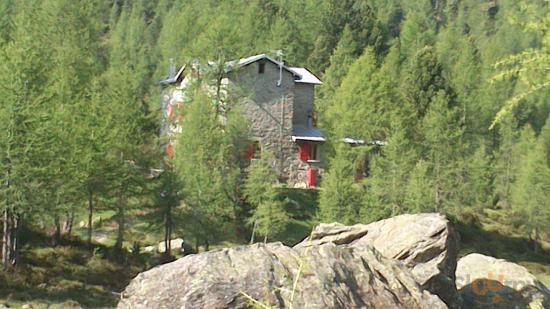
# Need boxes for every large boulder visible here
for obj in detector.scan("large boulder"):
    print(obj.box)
[118,242,446,308]
[295,213,460,308]
[456,253,550,308]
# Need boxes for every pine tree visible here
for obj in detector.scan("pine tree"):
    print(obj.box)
[318,146,362,224]
[244,155,288,243]
[307,0,384,72]
[316,25,358,120]
[325,47,391,141]
[399,0,437,57]
[404,160,433,213]
[174,87,242,250]
[401,45,453,119]
[367,126,416,217]
[510,126,550,252]
[0,1,50,266]
[419,91,464,213]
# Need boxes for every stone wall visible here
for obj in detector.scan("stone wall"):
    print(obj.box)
[292,83,315,127]
[229,61,298,183]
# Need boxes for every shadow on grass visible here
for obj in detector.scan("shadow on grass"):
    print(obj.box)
[455,221,550,266]
[0,229,157,308]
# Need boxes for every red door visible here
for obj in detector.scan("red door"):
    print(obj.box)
[307,167,316,187]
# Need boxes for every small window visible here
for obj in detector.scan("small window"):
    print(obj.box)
[309,143,319,161]
[298,142,320,162]
[258,61,265,74]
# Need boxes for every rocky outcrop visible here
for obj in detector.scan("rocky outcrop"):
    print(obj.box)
[456,253,550,308]
[119,242,446,309]
[295,213,460,308]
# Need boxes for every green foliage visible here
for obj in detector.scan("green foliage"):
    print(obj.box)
[173,86,246,246]
[510,126,550,245]
[244,156,289,241]
[318,146,363,224]
[0,0,547,277]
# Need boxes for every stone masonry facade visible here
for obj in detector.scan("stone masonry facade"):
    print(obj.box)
[160,55,324,188]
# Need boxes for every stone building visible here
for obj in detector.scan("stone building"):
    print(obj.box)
[159,54,324,188]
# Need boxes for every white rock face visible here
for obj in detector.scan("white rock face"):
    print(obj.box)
[456,253,550,308]
[157,238,184,253]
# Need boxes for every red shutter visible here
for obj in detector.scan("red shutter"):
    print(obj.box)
[307,168,316,187]
[299,143,310,161]
[244,144,254,161]
[166,143,174,159]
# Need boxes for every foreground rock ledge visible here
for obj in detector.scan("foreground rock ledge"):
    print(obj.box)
[118,241,446,308]
[295,213,460,307]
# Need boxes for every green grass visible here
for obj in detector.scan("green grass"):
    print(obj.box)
[0,231,162,308]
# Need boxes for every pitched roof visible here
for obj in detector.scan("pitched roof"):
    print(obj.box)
[229,53,299,78]
[288,67,322,85]
[157,54,323,85]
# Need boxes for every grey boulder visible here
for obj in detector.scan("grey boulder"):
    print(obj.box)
[118,242,446,309]
[295,213,460,308]
[456,253,550,308]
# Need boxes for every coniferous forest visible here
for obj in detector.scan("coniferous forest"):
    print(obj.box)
[0,0,548,306]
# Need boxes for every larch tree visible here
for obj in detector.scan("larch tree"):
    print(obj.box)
[510,125,550,252]
[174,86,241,251]
[244,155,289,243]
[318,146,363,225]
[0,1,50,266]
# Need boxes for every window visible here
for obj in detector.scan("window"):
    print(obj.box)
[258,61,265,74]
[298,142,320,162]
[309,143,319,161]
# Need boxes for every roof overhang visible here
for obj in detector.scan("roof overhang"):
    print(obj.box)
[289,67,322,85]
[292,136,326,142]
[292,126,326,142]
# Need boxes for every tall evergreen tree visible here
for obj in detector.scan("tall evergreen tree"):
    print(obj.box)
[244,155,288,243]
[510,126,550,252]
[0,1,50,265]
[318,146,363,224]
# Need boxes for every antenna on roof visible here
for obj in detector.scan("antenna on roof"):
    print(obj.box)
[168,58,176,79]
[275,49,283,87]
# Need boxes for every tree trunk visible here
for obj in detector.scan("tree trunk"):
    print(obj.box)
[249,220,257,244]
[87,189,94,247]
[10,214,19,266]
[114,186,127,253]
[533,228,540,253]
[114,205,124,252]
[164,204,172,256]
[2,209,11,268]
[204,237,209,252]
[195,236,199,253]
[53,215,61,246]
[63,211,74,236]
